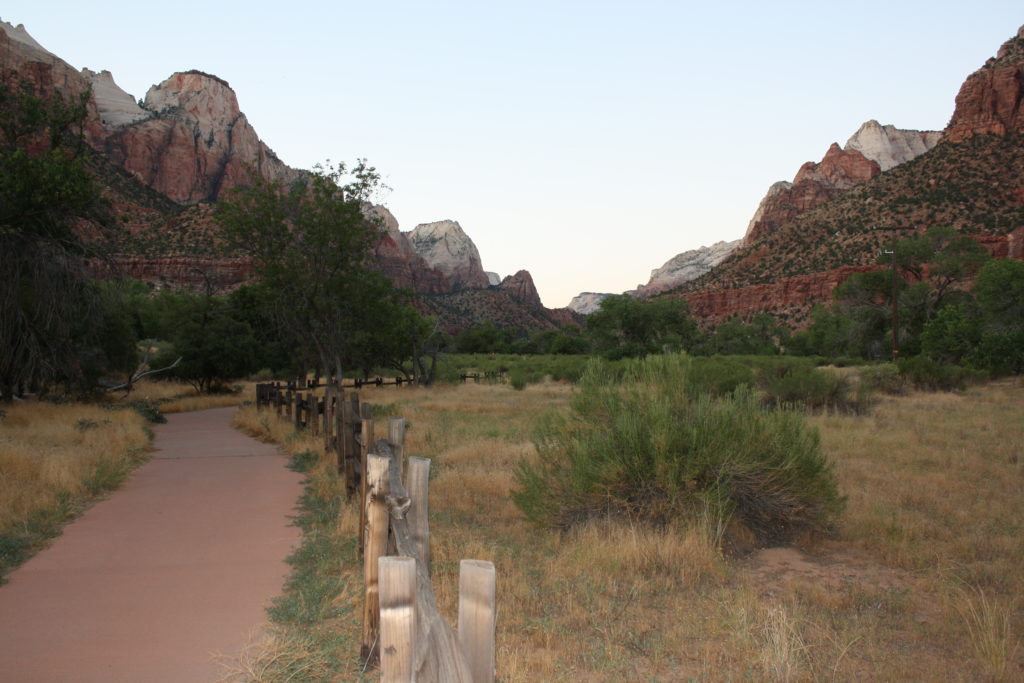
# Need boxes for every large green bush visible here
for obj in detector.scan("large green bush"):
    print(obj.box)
[513,355,845,545]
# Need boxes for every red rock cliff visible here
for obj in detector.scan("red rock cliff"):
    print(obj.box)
[743,144,880,245]
[944,25,1024,143]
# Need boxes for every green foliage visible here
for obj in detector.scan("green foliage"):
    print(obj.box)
[921,304,982,364]
[897,356,982,392]
[217,161,422,379]
[513,355,845,545]
[697,314,788,356]
[857,363,905,395]
[756,361,866,413]
[0,82,129,397]
[586,295,701,359]
[148,290,258,393]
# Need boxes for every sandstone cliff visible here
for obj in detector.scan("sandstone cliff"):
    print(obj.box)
[743,143,881,245]
[635,239,741,297]
[567,292,612,315]
[675,26,1024,327]
[102,71,303,203]
[944,25,1024,142]
[845,120,942,171]
[498,270,543,308]
[407,220,490,290]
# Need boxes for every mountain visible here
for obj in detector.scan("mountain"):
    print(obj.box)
[672,25,1024,327]
[635,240,742,297]
[567,292,613,315]
[407,220,491,290]
[2,19,572,331]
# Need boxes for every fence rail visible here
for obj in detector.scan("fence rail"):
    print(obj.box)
[255,382,495,682]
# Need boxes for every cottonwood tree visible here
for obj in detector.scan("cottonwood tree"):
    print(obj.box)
[0,81,132,399]
[216,162,416,379]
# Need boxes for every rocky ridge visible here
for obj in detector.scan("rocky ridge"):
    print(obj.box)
[3,19,570,331]
[944,25,1024,143]
[567,292,613,315]
[635,239,741,297]
[742,122,941,246]
[407,220,491,290]
[672,25,1024,327]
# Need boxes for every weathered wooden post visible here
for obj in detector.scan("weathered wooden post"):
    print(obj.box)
[358,408,375,558]
[308,392,319,436]
[378,556,416,683]
[294,392,303,430]
[459,560,497,683]
[388,417,406,478]
[275,383,283,417]
[407,456,431,574]
[361,453,391,665]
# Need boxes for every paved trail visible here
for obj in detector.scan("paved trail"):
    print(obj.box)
[0,407,304,682]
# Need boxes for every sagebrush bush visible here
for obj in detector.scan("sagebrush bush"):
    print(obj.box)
[513,355,845,545]
[757,361,871,413]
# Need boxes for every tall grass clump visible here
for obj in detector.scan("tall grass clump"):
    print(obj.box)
[513,355,845,545]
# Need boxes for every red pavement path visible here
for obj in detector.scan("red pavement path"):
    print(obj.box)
[0,407,304,682]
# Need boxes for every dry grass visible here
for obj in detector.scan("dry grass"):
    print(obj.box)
[238,376,1024,681]
[0,400,151,578]
[112,379,252,413]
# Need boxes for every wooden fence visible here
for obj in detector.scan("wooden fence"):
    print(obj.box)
[255,383,496,682]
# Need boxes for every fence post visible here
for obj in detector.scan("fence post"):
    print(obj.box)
[388,417,406,478]
[407,456,431,574]
[379,556,416,683]
[358,410,375,559]
[459,560,496,683]
[308,392,319,436]
[361,453,391,666]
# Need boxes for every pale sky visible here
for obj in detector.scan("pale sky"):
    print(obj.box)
[4,2,1021,307]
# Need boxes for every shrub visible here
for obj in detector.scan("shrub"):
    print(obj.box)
[897,356,983,391]
[858,363,905,395]
[757,362,869,413]
[686,356,755,397]
[513,355,845,545]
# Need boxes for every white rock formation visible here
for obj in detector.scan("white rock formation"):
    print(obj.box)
[635,239,741,297]
[844,119,941,172]
[0,20,51,54]
[567,292,613,315]
[83,69,149,127]
[406,220,489,289]
[485,271,502,286]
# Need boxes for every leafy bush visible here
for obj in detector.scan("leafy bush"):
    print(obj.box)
[513,355,845,545]
[685,356,755,397]
[858,363,905,395]
[897,356,983,391]
[756,361,869,413]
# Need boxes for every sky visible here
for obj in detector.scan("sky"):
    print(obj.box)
[4,2,1021,307]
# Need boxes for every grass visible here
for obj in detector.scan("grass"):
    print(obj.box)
[0,401,151,581]
[228,375,1023,681]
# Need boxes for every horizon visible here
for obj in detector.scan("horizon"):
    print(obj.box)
[3,2,1021,308]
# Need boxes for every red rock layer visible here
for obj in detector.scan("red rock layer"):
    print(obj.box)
[944,26,1024,143]
[498,270,543,308]
[744,144,880,245]
[681,266,877,325]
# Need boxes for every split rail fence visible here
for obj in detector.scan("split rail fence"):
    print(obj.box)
[255,382,496,682]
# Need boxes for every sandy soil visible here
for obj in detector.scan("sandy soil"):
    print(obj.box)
[0,407,304,682]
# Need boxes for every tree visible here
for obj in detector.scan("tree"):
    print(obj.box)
[0,81,129,399]
[147,289,258,393]
[216,161,396,379]
[967,259,1024,375]
[586,295,700,359]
